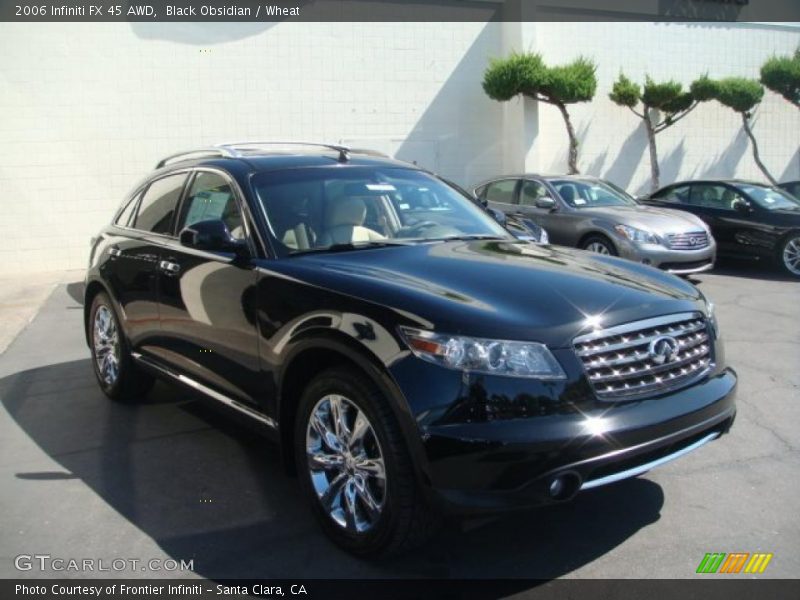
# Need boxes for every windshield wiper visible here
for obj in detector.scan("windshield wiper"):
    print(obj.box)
[289,240,415,256]
[435,234,509,242]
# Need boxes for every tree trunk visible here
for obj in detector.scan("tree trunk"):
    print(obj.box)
[741,113,777,186]
[556,102,579,174]
[644,108,660,193]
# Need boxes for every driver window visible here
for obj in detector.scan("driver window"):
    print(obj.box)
[520,180,548,206]
[179,172,245,240]
[690,185,743,210]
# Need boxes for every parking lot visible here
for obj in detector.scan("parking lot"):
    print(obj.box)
[0,259,797,581]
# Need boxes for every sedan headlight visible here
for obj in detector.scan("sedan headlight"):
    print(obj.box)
[614,224,661,245]
[399,327,566,379]
[704,297,719,338]
[539,228,549,244]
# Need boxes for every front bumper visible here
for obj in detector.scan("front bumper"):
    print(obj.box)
[615,237,716,274]
[420,367,737,515]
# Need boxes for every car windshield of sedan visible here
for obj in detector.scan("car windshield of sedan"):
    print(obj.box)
[737,184,800,211]
[550,179,637,208]
[253,167,512,256]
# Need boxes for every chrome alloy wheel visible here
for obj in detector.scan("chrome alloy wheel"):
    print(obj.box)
[586,241,611,255]
[93,305,120,385]
[306,394,386,533]
[783,236,800,276]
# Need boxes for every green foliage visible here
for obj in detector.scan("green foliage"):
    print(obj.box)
[609,73,641,108]
[482,52,548,101]
[760,47,800,106]
[712,77,765,114]
[689,74,718,102]
[641,77,685,110]
[482,52,597,105]
[543,57,598,104]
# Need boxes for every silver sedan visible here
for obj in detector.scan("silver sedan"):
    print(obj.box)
[473,175,716,275]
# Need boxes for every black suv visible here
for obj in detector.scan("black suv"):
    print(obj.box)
[85,142,737,555]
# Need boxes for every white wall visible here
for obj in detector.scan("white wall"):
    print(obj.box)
[0,21,506,274]
[524,22,800,194]
[1,21,798,275]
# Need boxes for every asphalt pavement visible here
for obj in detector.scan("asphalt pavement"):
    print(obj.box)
[0,260,798,582]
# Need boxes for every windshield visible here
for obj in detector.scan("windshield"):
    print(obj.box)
[737,184,800,211]
[549,179,637,208]
[252,167,512,256]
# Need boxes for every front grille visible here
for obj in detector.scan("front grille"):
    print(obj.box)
[666,231,710,250]
[574,312,713,400]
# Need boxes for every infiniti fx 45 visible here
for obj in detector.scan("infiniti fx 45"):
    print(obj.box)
[85,142,737,555]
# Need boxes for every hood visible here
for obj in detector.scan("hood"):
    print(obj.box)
[578,205,707,234]
[271,241,704,348]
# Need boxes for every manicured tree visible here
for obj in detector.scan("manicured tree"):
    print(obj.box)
[706,77,776,185]
[760,47,800,108]
[483,52,597,174]
[609,74,708,192]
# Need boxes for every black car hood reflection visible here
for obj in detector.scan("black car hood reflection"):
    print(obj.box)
[266,240,702,348]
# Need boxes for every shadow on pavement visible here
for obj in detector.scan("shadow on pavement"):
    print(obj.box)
[1,358,665,586]
[65,281,85,306]
[709,258,797,282]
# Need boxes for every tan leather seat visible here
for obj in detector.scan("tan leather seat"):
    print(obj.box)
[318,197,386,246]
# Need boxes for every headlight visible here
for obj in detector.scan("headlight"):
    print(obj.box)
[399,327,566,379]
[614,224,660,245]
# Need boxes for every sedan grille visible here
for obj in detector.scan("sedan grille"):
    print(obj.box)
[574,313,713,400]
[666,231,710,250]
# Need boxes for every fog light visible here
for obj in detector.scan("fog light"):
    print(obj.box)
[549,478,564,497]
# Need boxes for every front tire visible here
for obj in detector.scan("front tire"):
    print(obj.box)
[88,292,154,401]
[294,367,438,556]
[581,234,617,256]
[778,234,800,278]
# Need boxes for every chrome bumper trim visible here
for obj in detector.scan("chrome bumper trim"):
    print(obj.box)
[580,431,720,490]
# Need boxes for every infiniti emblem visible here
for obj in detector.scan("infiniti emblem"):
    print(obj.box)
[689,236,699,245]
[648,336,680,365]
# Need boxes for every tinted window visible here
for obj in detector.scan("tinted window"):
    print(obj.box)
[519,180,549,206]
[115,193,139,227]
[780,182,800,200]
[550,179,636,208]
[179,172,245,240]
[737,184,800,211]
[253,167,511,257]
[134,174,186,234]
[652,185,690,204]
[689,184,744,210]
[484,179,518,204]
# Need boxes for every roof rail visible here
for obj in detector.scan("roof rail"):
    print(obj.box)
[154,141,390,169]
[216,141,352,163]
[155,147,237,169]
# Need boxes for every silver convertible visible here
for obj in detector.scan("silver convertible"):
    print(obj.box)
[474,175,716,275]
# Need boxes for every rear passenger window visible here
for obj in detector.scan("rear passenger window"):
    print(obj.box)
[134,173,187,235]
[484,180,518,204]
[653,185,690,205]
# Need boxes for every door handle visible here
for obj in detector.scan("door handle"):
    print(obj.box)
[159,260,181,274]
[108,246,122,258]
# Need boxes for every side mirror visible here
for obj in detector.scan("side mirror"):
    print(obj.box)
[487,207,507,226]
[731,198,751,213]
[535,196,556,210]
[179,219,248,257]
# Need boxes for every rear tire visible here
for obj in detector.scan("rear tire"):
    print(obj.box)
[777,234,800,278]
[581,234,618,256]
[88,292,154,402]
[294,366,439,556]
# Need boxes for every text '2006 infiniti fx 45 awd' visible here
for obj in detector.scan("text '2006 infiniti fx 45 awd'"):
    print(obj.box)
[85,142,737,556]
